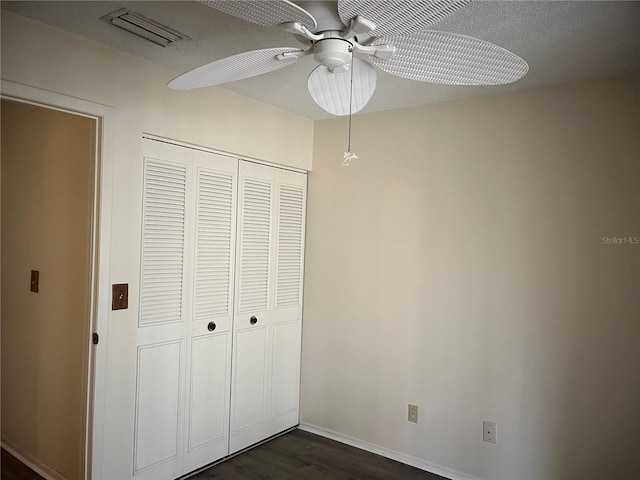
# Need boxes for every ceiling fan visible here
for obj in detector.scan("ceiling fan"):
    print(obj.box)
[168,0,528,117]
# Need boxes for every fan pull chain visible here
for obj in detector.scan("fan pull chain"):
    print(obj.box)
[348,52,353,150]
[342,47,358,167]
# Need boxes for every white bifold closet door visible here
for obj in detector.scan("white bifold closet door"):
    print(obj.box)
[229,161,307,453]
[134,140,306,480]
[134,140,238,479]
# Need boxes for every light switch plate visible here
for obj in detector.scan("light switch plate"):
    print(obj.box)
[31,270,39,293]
[112,283,128,310]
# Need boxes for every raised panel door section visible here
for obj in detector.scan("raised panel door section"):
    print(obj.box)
[187,335,229,447]
[133,342,183,480]
[270,320,300,418]
[233,326,268,431]
[183,150,238,472]
[230,162,276,454]
[183,333,229,472]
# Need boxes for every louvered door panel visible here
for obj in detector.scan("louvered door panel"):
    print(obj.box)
[275,184,305,309]
[140,160,187,327]
[237,178,272,314]
[193,169,234,320]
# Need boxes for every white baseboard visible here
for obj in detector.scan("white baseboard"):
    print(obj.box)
[298,422,481,480]
[1,440,67,480]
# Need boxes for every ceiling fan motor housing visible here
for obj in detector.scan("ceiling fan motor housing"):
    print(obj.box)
[313,37,353,73]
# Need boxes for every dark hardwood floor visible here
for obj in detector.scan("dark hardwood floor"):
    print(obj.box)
[1,448,45,480]
[190,429,447,480]
[1,429,448,480]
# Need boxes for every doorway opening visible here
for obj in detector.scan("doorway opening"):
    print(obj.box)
[1,98,99,480]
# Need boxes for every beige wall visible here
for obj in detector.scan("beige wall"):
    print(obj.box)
[1,11,314,479]
[1,100,95,480]
[0,12,313,171]
[302,76,640,480]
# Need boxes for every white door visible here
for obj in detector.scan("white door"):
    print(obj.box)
[267,168,307,439]
[182,150,238,472]
[229,162,307,453]
[134,140,238,479]
[135,140,191,480]
[230,161,276,452]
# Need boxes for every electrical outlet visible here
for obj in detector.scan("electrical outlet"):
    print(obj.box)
[408,404,418,423]
[483,420,496,444]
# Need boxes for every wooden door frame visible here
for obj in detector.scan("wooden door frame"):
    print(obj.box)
[1,80,115,480]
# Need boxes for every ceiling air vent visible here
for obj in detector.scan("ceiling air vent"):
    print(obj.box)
[102,9,190,47]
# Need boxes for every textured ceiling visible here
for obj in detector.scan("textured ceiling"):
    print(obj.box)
[2,1,639,120]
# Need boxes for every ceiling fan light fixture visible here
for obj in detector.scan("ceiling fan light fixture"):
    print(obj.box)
[308,58,376,116]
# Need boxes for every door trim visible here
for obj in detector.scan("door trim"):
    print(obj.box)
[1,79,115,480]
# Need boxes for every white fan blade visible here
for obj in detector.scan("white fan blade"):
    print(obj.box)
[200,0,316,30]
[308,58,377,116]
[371,31,528,85]
[338,0,471,37]
[168,47,304,90]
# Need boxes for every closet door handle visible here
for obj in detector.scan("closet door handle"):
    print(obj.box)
[250,316,258,325]
[207,321,216,332]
